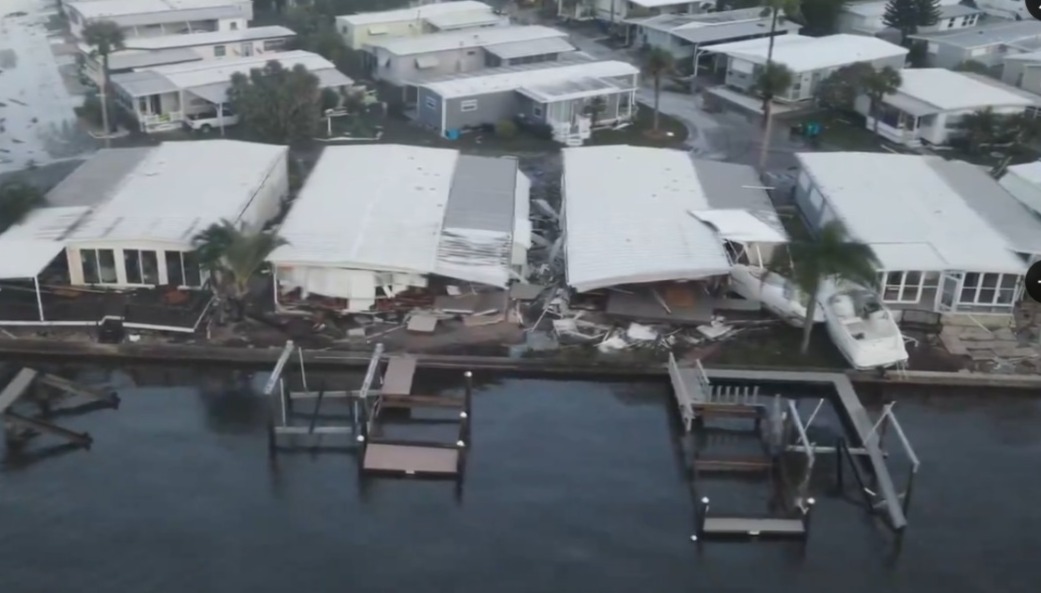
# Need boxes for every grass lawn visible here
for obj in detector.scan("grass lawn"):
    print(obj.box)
[789,111,888,153]
[587,107,689,148]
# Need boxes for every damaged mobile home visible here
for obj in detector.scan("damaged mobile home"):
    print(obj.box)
[267,144,531,313]
[561,146,788,325]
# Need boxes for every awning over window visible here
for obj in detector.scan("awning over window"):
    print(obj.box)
[415,55,440,69]
[0,240,65,279]
[368,25,388,35]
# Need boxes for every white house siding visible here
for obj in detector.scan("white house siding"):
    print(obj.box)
[1002,60,1041,96]
[373,46,488,85]
[724,53,906,102]
[343,20,428,51]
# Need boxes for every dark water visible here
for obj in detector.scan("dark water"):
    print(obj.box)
[1,370,1039,593]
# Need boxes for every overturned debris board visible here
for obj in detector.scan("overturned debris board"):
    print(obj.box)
[509,283,545,301]
[363,443,460,476]
[0,368,38,414]
[407,314,439,333]
[382,356,417,396]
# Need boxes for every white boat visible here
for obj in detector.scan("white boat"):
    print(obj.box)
[818,280,909,370]
[729,265,825,328]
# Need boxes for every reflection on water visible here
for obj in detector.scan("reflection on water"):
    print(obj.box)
[0,368,1039,593]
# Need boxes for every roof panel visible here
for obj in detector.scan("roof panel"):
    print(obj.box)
[484,36,575,60]
[893,69,1036,112]
[268,145,458,272]
[562,146,733,293]
[46,148,154,207]
[707,34,908,72]
[368,25,566,55]
[65,140,288,244]
[909,19,1041,48]
[423,59,637,99]
[337,1,493,26]
[795,152,1027,273]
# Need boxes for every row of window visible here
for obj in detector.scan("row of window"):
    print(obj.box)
[80,248,203,287]
[880,270,1019,307]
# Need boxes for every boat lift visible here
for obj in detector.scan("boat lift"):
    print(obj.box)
[264,340,384,455]
[784,396,921,532]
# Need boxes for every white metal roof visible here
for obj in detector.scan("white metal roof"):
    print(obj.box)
[67,0,248,19]
[843,0,963,17]
[629,0,702,7]
[0,241,66,280]
[115,26,295,50]
[1000,162,1041,215]
[423,59,637,99]
[424,10,506,30]
[890,68,1035,112]
[562,146,733,293]
[796,152,1026,273]
[518,76,631,103]
[707,34,908,72]
[146,50,344,89]
[336,1,492,26]
[484,36,575,60]
[65,140,288,245]
[367,25,565,56]
[268,145,459,273]
[0,207,92,279]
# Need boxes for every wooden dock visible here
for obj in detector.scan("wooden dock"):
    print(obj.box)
[701,517,806,538]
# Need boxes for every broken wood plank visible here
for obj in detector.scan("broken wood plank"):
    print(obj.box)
[0,368,38,414]
[407,314,439,334]
[3,411,92,448]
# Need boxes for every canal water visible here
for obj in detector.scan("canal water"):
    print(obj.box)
[1,367,1038,593]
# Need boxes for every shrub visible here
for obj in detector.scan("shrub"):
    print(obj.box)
[495,118,518,138]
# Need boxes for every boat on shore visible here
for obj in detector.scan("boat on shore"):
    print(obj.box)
[729,265,824,328]
[818,280,908,371]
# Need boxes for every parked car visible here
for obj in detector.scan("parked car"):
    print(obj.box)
[184,108,239,133]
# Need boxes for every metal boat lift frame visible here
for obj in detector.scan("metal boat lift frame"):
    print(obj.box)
[785,397,921,532]
[264,340,384,455]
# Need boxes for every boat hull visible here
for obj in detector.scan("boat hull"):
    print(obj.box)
[729,265,824,328]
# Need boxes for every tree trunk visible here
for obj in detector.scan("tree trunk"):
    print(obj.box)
[653,74,661,132]
[100,53,112,147]
[757,8,779,170]
[760,9,779,116]
[800,281,821,355]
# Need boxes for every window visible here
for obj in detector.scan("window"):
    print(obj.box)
[183,252,203,287]
[460,99,478,112]
[947,18,956,28]
[424,96,437,109]
[532,105,543,117]
[263,39,286,51]
[880,271,924,304]
[80,249,117,284]
[214,44,226,57]
[959,272,1020,307]
[165,251,185,286]
[230,22,238,30]
[124,249,142,284]
[122,249,159,285]
[466,50,476,56]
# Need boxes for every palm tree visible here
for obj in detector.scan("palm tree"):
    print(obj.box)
[192,220,286,321]
[757,0,801,170]
[643,47,673,134]
[753,62,794,110]
[82,20,125,147]
[769,221,879,355]
[0,181,44,234]
[861,66,903,135]
[991,111,1041,178]
[952,107,1000,155]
